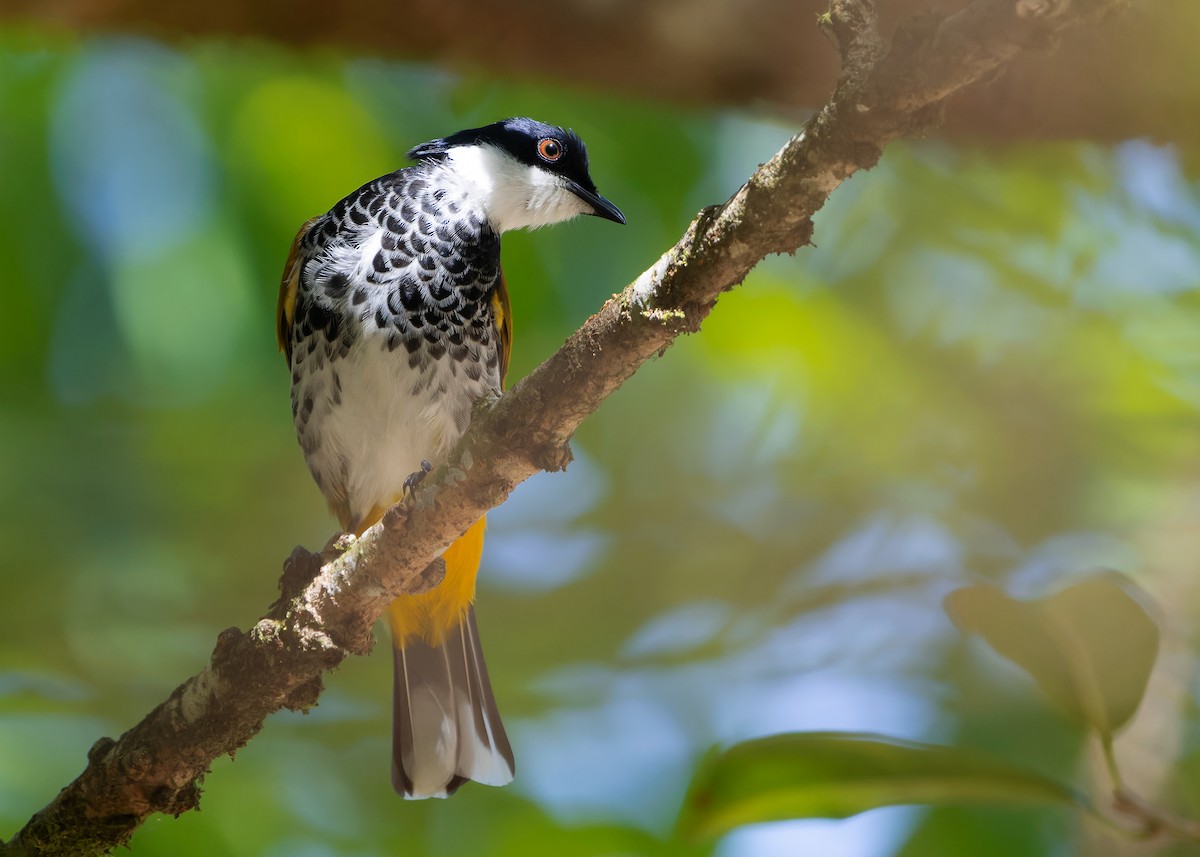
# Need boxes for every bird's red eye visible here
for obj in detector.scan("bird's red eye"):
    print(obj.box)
[538,138,563,162]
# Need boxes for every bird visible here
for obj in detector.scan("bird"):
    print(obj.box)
[276,117,624,799]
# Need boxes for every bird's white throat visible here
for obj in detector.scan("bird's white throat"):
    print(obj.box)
[442,144,590,233]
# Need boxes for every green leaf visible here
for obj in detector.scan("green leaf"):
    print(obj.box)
[677,732,1082,840]
[945,572,1160,737]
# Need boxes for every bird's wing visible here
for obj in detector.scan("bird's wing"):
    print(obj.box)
[491,271,512,387]
[276,217,320,360]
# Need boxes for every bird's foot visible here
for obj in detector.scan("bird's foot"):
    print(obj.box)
[403,460,433,500]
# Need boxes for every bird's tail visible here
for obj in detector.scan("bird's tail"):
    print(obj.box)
[391,606,515,799]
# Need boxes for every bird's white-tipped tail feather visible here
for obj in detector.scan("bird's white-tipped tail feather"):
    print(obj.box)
[392,607,515,799]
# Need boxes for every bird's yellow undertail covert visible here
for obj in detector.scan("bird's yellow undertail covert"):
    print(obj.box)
[277,118,624,798]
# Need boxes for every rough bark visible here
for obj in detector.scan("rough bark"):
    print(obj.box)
[0,1,1129,854]
[4,0,1186,143]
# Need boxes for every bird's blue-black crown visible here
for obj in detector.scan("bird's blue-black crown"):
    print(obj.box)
[407,117,598,194]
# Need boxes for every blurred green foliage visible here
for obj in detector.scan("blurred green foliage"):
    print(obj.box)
[3,24,1200,857]
[678,732,1082,840]
[681,574,1164,842]
[946,574,1159,739]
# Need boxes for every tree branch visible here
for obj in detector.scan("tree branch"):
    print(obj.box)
[4,0,1180,143]
[0,1,1127,854]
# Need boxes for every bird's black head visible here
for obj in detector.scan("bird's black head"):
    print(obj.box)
[407,117,625,227]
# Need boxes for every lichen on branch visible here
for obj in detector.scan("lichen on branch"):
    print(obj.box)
[0,2,1128,854]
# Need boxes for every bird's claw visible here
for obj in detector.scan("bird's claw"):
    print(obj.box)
[403,460,433,501]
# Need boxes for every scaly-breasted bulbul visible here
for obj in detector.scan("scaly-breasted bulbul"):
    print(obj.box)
[277,117,624,798]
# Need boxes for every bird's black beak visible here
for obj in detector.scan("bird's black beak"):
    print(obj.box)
[567,180,626,225]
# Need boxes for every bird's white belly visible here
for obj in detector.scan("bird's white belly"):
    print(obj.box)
[308,332,478,525]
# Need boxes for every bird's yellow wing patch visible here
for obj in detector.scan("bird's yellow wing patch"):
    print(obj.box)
[491,272,512,386]
[276,217,319,360]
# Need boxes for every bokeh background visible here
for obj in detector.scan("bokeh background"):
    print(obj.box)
[3,7,1200,857]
